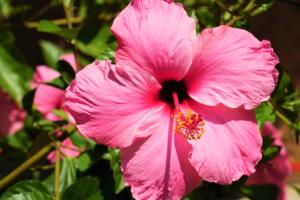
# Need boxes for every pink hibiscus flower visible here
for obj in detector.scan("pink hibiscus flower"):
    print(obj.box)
[247,122,292,200]
[64,0,279,199]
[0,90,25,136]
[32,53,80,163]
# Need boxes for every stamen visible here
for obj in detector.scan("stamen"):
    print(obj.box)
[172,92,205,140]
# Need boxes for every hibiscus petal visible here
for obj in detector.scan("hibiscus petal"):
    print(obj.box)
[111,0,195,82]
[34,84,66,115]
[60,53,77,71]
[0,91,25,135]
[186,100,262,184]
[121,113,200,200]
[31,65,60,88]
[185,25,279,110]
[65,61,166,148]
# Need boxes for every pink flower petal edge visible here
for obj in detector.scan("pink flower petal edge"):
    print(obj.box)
[185,100,262,184]
[185,25,279,110]
[112,0,195,82]
[65,60,167,148]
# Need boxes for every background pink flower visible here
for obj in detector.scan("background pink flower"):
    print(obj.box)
[247,122,292,200]
[0,90,25,136]
[65,0,279,199]
[32,54,80,163]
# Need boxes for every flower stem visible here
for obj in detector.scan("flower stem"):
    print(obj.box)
[54,142,61,200]
[0,142,54,190]
[267,101,293,126]
[61,0,80,69]
[24,17,82,28]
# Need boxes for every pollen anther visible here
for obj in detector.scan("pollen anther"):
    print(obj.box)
[175,110,205,140]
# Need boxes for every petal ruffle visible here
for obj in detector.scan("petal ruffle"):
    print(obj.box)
[186,100,262,184]
[111,0,195,82]
[121,113,200,200]
[185,25,279,110]
[65,61,166,148]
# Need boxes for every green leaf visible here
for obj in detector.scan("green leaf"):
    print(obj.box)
[62,176,103,200]
[241,184,279,200]
[103,148,125,193]
[76,24,112,58]
[54,60,75,86]
[39,40,63,68]
[1,130,32,152]
[272,65,295,102]
[47,77,68,90]
[1,180,51,200]
[0,31,32,104]
[255,102,276,129]
[75,153,92,172]
[261,136,281,163]
[59,158,77,193]
[22,89,36,114]
[0,0,12,18]
[37,20,79,40]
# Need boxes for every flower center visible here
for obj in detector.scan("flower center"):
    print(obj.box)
[172,92,205,141]
[158,80,189,107]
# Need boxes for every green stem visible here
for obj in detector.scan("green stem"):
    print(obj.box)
[24,17,82,28]
[54,142,61,200]
[267,101,293,126]
[0,142,54,190]
[61,0,80,69]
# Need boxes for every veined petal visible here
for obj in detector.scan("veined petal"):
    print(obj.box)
[121,112,200,200]
[186,100,262,184]
[185,25,279,110]
[65,61,166,148]
[112,0,195,82]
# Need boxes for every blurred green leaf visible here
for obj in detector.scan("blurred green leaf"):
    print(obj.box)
[22,89,36,114]
[75,153,92,172]
[272,66,294,101]
[54,60,75,86]
[255,102,276,129]
[39,40,63,68]
[37,20,79,40]
[103,148,125,194]
[0,31,32,104]
[1,180,51,200]
[59,158,77,192]
[76,24,112,58]
[261,136,281,163]
[47,77,68,90]
[1,130,32,152]
[62,176,103,200]
[0,0,12,18]
[241,184,279,200]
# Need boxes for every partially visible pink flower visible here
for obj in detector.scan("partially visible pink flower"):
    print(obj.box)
[32,54,77,121]
[60,53,77,72]
[47,137,81,163]
[65,0,279,199]
[0,90,25,136]
[32,54,80,162]
[247,122,292,200]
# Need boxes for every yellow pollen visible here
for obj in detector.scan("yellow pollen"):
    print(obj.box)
[175,110,205,140]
